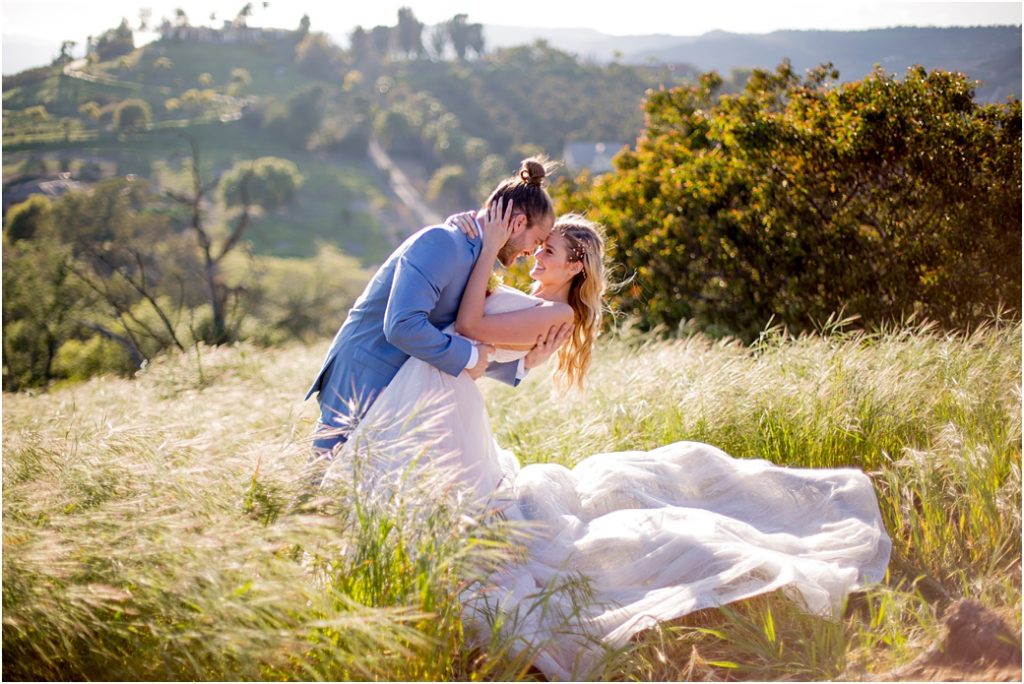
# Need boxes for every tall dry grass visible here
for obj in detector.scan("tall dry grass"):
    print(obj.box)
[3,320,1020,680]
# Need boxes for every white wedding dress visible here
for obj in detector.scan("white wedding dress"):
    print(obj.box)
[322,286,892,680]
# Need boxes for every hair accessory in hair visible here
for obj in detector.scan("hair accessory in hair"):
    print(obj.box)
[562,233,587,261]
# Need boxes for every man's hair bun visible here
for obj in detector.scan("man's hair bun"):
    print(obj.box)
[518,156,555,187]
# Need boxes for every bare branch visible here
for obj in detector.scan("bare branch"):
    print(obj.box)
[216,167,255,263]
[77,320,146,367]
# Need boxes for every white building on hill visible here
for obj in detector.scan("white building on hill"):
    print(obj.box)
[562,141,628,174]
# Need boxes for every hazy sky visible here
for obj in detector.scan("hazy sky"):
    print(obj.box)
[2,0,1020,72]
[4,0,1021,40]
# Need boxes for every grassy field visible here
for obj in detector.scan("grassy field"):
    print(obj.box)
[2,321,1020,680]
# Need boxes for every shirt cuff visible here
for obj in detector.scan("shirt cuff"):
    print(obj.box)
[465,344,478,372]
[515,358,526,380]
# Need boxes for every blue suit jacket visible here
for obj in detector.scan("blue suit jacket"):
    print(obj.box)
[306,221,520,433]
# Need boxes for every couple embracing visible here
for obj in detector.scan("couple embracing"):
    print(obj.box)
[306,156,891,680]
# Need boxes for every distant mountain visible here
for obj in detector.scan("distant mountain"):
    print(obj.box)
[482,25,686,61]
[483,25,1021,101]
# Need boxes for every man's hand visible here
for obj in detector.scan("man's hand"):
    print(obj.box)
[523,323,572,370]
[466,342,495,380]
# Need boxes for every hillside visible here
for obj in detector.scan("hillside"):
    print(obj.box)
[2,31,682,257]
[0,27,690,390]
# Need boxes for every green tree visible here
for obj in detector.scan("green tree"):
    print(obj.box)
[53,177,194,358]
[389,40,654,158]
[295,32,340,78]
[373,108,421,155]
[444,14,483,62]
[53,40,76,66]
[1,178,208,389]
[297,14,311,38]
[2,233,87,391]
[476,154,510,199]
[424,111,465,162]
[5,195,54,242]
[165,134,262,344]
[263,84,326,149]
[220,157,305,210]
[396,7,425,59]
[235,2,253,26]
[114,98,152,131]
[78,101,102,122]
[94,18,134,60]
[53,334,134,381]
[428,24,447,60]
[559,62,1022,339]
[370,25,393,60]
[426,164,471,210]
[228,67,252,96]
[24,105,49,120]
[179,88,216,115]
[349,26,371,64]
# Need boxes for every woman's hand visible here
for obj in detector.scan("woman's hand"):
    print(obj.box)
[446,211,479,238]
[480,198,514,255]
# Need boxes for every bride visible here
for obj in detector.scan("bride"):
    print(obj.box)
[322,201,892,680]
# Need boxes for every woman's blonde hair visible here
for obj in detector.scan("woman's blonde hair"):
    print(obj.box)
[547,213,608,390]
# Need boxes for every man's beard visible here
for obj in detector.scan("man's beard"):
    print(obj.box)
[496,232,526,267]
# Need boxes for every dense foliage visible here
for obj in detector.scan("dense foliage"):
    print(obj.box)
[376,42,660,166]
[1,170,367,391]
[558,62,1022,339]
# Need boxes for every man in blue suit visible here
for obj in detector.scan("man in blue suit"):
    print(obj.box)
[306,157,565,457]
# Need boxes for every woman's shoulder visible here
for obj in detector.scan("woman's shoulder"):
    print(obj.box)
[494,283,540,299]
[484,285,545,314]
[546,300,575,323]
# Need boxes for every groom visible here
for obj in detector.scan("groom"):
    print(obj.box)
[306,163,568,456]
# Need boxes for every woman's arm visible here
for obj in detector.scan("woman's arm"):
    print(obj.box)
[458,303,574,346]
[454,200,574,346]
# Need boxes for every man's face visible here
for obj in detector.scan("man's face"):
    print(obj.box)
[497,212,554,267]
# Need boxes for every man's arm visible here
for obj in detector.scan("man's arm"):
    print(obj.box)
[481,323,573,387]
[484,359,522,386]
[383,227,474,377]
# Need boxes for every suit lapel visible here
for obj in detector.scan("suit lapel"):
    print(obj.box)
[463,220,484,261]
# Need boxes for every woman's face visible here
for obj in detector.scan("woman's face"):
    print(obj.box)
[529,232,581,287]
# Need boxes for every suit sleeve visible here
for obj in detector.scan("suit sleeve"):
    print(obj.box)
[383,227,474,377]
[484,359,525,387]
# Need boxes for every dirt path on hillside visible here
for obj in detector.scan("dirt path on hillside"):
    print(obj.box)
[62,58,168,93]
[366,138,442,231]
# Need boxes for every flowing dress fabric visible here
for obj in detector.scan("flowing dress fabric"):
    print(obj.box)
[322,286,892,681]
